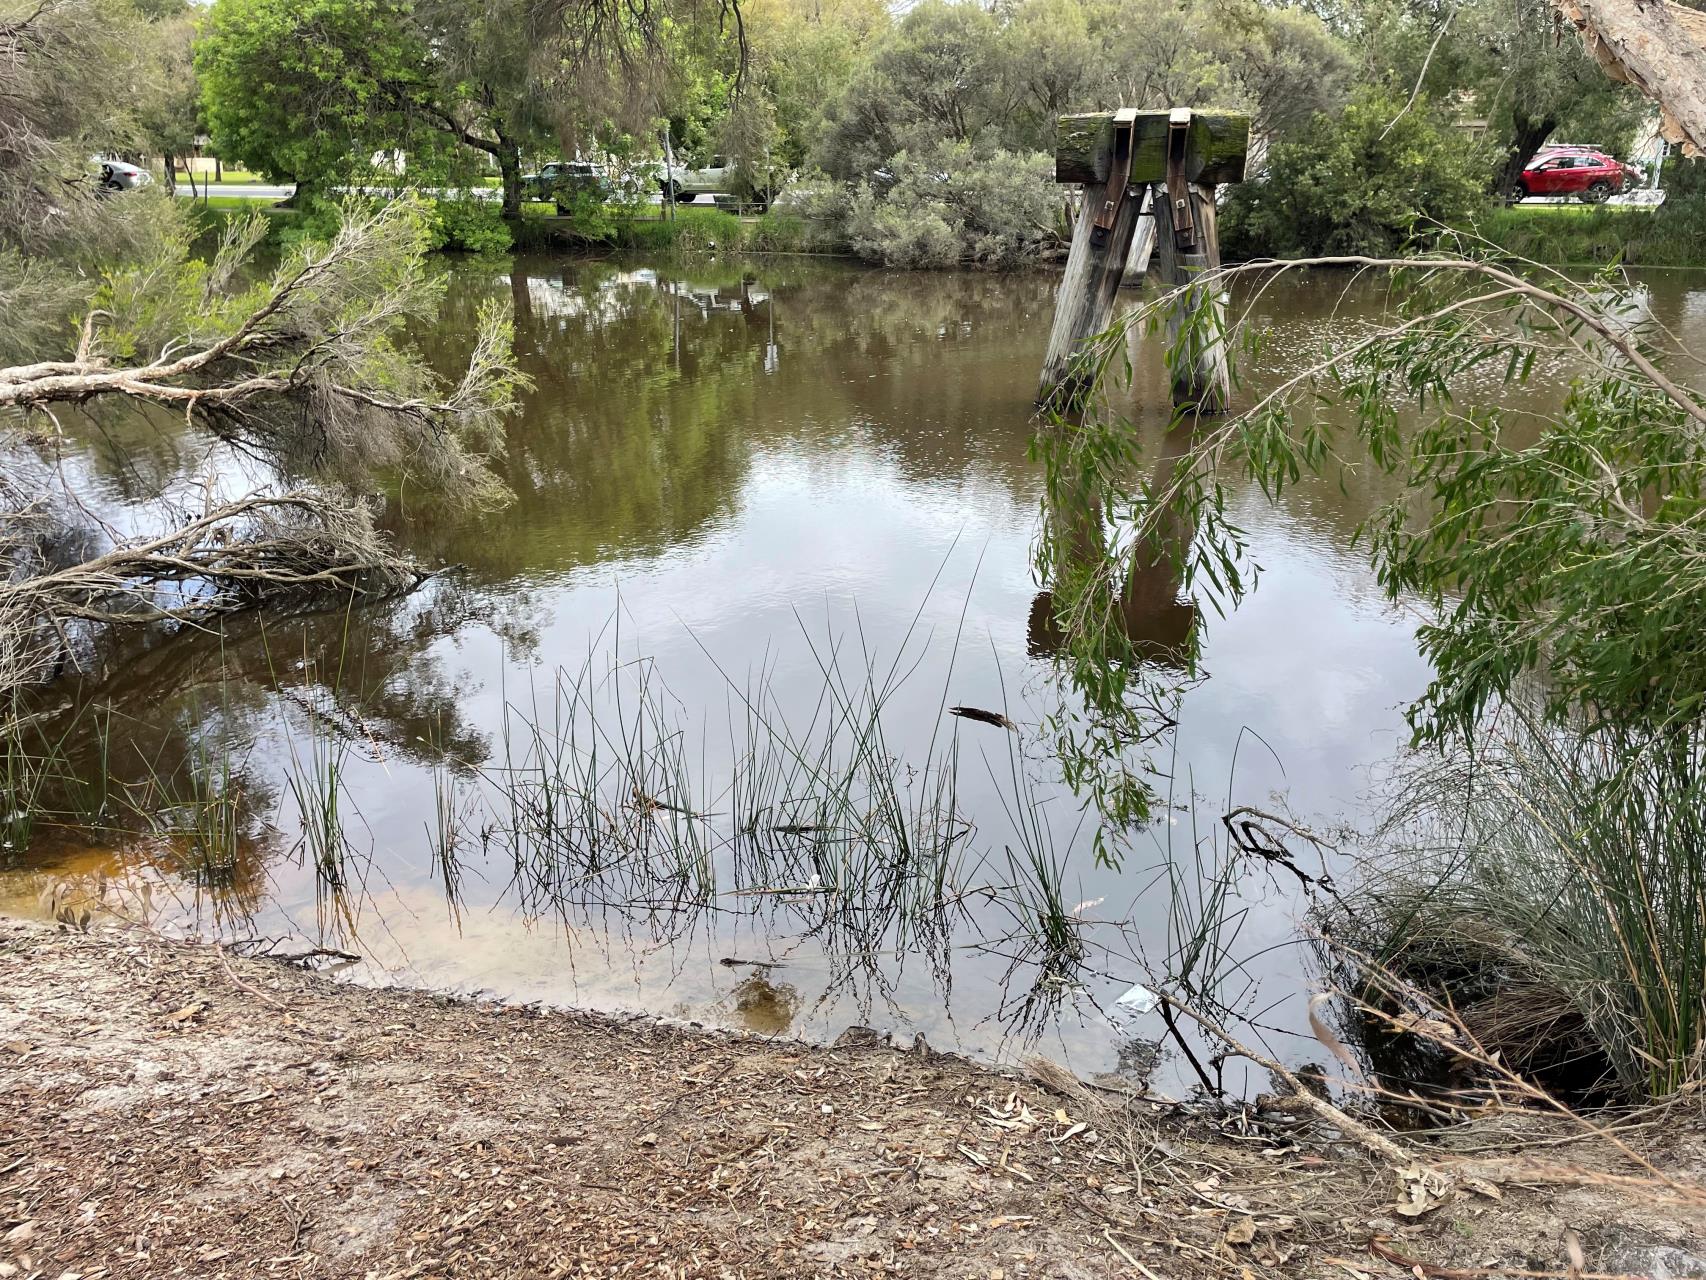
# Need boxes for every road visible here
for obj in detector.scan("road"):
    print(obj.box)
[174,183,677,207]
[177,182,299,201]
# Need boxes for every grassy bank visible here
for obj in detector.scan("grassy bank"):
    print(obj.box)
[190,199,845,259]
[515,205,846,256]
[1474,203,1706,267]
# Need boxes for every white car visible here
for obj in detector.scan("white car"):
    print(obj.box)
[93,158,152,191]
[661,155,739,201]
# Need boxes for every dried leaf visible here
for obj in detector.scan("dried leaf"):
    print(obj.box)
[1393,1164,1451,1218]
[1224,1216,1257,1245]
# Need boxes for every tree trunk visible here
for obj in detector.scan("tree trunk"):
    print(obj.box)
[279,180,315,209]
[497,138,522,219]
[1497,112,1557,195]
[161,152,177,195]
[1554,0,1706,155]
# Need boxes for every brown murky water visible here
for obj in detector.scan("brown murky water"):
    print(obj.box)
[9,257,1706,1091]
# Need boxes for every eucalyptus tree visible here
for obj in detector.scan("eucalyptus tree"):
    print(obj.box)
[135,2,203,193]
[195,0,429,202]
[815,0,1006,179]
[1340,0,1645,191]
[739,0,888,167]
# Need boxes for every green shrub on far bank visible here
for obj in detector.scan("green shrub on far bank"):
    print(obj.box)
[511,206,837,258]
[631,207,746,253]
[1223,87,1493,259]
[835,146,1063,269]
[428,199,513,255]
[190,193,847,262]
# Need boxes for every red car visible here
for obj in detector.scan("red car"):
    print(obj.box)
[1513,150,1633,202]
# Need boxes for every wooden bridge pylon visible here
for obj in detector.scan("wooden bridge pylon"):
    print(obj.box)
[1037,108,1250,416]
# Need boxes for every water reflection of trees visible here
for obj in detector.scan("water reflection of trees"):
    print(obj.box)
[12,577,506,935]
[398,257,1058,581]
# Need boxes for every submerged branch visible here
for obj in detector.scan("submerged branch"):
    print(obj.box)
[0,491,418,704]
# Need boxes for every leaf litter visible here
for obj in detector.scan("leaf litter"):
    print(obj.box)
[0,917,1702,1278]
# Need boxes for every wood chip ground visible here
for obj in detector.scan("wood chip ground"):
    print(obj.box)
[2,918,1702,1278]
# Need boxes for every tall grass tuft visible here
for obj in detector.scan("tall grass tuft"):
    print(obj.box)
[1334,709,1706,1101]
[1,704,55,857]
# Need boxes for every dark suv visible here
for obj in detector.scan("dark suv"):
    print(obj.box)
[521,161,612,213]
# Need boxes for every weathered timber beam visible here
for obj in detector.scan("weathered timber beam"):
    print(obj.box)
[1055,111,1249,186]
[1037,176,1146,411]
[1149,181,1229,413]
[1121,188,1158,288]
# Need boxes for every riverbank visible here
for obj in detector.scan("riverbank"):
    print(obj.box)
[189,197,841,258]
[189,190,1706,269]
[1473,205,1706,269]
[2,919,1702,1278]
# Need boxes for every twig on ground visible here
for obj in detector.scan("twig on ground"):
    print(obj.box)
[216,943,287,1011]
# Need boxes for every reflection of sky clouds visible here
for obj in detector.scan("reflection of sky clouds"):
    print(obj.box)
[19,265,1706,1087]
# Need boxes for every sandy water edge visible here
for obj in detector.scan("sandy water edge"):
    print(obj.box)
[1,916,1701,1278]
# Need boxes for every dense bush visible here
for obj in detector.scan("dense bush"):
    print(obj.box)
[818,144,1063,269]
[271,196,347,252]
[1222,88,1493,258]
[429,199,514,254]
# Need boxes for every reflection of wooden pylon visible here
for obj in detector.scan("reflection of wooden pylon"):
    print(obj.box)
[1037,108,1248,417]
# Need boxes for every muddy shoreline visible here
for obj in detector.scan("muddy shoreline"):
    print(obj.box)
[2,917,1701,1278]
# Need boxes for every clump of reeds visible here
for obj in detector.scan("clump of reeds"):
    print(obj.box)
[1330,708,1706,1102]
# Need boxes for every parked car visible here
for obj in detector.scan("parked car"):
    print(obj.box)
[660,155,780,207]
[1512,150,1636,202]
[660,155,739,202]
[92,158,151,192]
[522,161,613,213]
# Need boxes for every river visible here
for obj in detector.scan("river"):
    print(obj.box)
[8,255,1705,1093]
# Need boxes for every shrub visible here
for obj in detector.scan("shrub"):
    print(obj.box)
[272,195,344,252]
[428,199,513,255]
[756,180,855,253]
[833,143,1062,269]
[1222,87,1493,258]
[617,207,746,254]
[744,213,829,254]
[1334,712,1706,1103]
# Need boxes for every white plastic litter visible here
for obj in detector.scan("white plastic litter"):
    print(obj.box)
[1109,982,1160,1025]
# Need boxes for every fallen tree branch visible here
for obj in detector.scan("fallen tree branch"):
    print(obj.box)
[1157,992,1412,1166]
